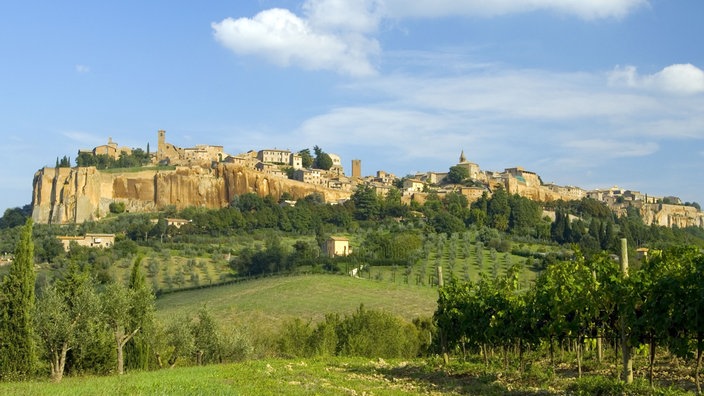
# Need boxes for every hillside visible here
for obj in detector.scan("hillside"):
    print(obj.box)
[155,274,439,332]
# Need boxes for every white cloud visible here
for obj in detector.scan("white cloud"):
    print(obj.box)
[75,64,90,73]
[213,0,646,77]
[303,0,382,33]
[211,8,379,77]
[296,56,704,181]
[609,64,704,95]
[381,0,648,20]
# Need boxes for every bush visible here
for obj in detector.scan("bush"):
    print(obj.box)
[277,318,314,358]
[336,305,421,358]
[109,201,126,214]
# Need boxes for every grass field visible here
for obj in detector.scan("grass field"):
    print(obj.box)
[1,355,692,395]
[155,274,439,332]
[0,358,525,395]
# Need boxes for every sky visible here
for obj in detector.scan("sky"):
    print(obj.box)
[1,0,703,213]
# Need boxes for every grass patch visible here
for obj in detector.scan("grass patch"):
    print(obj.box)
[156,274,438,332]
[0,358,559,395]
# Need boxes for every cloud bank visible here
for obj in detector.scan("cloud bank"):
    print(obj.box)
[382,0,648,20]
[212,0,648,76]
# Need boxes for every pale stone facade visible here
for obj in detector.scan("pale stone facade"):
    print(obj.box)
[157,130,224,166]
[294,169,322,185]
[258,149,292,164]
[403,179,425,192]
[325,236,351,257]
[57,233,115,251]
[92,137,132,159]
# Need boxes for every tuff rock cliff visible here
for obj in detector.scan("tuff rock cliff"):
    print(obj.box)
[31,164,351,224]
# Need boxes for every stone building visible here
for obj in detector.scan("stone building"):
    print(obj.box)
[325,236,351,257]
[92,137,132,159]
[56,233,115,251]
[156,130,224,166]
[456,150,481,180]
[294,169,322,185]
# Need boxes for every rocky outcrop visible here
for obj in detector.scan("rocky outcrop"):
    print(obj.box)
[641,203,704,228]
[32,164,351,224]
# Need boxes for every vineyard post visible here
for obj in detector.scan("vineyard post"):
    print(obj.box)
[620,238,633,384]
[437,266,448,364]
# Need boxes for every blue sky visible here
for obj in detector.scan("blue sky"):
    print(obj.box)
[1,0,703,212]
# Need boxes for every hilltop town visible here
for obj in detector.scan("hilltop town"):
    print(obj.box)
[32,130,703,228]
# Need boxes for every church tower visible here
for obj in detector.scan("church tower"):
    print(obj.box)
[459,150,467,163]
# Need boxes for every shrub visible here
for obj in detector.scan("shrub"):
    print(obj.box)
[109,201,126,214]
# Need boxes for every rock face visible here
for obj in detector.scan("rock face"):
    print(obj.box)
[32,164,351,224]
[641,203,704,228]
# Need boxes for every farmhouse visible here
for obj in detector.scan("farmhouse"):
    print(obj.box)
[56,233,115,251]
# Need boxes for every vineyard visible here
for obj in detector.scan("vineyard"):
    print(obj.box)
[435,243,704,393]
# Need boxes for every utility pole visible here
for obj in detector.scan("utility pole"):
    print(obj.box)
[620,238,633,384]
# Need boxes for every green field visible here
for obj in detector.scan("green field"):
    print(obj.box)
[0,358,535,396]
[155,274,439,332]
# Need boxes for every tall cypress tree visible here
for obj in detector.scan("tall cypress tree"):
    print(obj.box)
[125,257,155,371]
[0,219,37,378]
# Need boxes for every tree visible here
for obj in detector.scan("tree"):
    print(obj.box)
[0,205,32,229]
[34,273,100,382]
[446,165,469,184]
[192,306,223,365]
[101,282,141,375]
[164,316,195,368]
[0,219,37,378]
[313,145,333,170]
[352,185,381,221]
[298,148,313,168]
[125,257,156,371]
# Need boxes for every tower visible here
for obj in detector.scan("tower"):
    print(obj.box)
[459,150,467,163]
[351,159,361,180]
[157,130,166,161]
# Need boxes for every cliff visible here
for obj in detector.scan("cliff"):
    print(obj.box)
[32,164,351,224]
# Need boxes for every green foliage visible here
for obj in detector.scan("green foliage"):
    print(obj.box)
[566,376,681,396]
[312,145,333,170]
[125,257,156,371]
[337,305,422,358]
[0,219,37,379]
[277,305,426,359]
[192,306,224,365]
[360,230,422,265]
[109,202,126,214]
[446,165,469,184]
[0,205,32,229]
[297,148,313,168]
[34,269,101,382]
[76,148,150,169]
[351,185,381,221]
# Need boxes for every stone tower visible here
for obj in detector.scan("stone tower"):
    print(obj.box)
[351,159,361,180]
[157,130,166,162]
[459,150,467,163]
